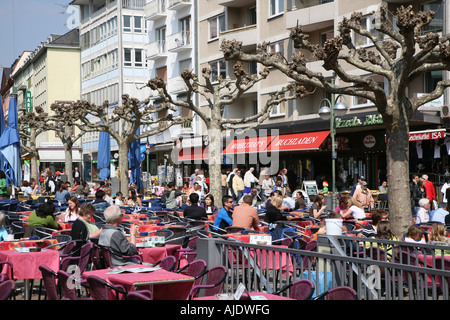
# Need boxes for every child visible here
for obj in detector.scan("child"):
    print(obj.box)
[115,192,124,206]
[312,220,327,241]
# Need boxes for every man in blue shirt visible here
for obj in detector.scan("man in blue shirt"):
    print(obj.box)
[213,195,234,234]
[430,202,449,224]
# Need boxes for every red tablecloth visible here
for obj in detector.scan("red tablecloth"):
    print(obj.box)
[0,249,60,279]
[138,244,182,264]
[194,292,295,300]
[0,239,58,251]
[84,266,194,300]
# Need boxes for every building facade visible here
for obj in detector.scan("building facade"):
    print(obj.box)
[10,29,81,180]
[192,0,449,195]
[71,0,151,182]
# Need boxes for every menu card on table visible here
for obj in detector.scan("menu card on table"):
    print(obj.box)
[249,235,272,246]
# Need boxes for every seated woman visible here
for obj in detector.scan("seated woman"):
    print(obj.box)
[428,222,450,245]
[365,221,399,259]
[54,182,71,204]
[427,222,450,256]
[61,196,81,222]
[264,195,293,225]
[340,197,366,220]
[71,203,102,243]
[200,194,219,217]
[334,197,349,214]
[309,194,327,219]
[123,189,142,207]
[404,224,426,244]
[27,201,59,230]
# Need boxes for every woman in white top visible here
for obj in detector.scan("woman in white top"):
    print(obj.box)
[341,197,365,220]
[261,174,275,201]
[62,196,81,222]
[415,198,430,224]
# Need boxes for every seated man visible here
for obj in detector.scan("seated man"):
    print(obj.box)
[213,195,234,234]
[281,192,296,212]
[232,194,260,231]
[183,192,208,220]
[238,188,259,207]
[430,202,449,224]
[92,189,110,213]
[98,205,140,266]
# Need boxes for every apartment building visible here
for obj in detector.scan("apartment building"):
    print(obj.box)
[144,0,198,184]
[70,0,151,181]
[197,0,448,191]
[10,29,81,178]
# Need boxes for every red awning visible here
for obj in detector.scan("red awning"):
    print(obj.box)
[408,129,446,141]
[385,129,446,143]
[266,130,331,152]
[222,136,274,155]
[177,147,208,161]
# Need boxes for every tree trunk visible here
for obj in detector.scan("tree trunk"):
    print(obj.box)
[208,126,223,208]
[384,112,412,238]
[118,141,131,195]
[30,151,39,183]
[29,129,39,182]
[64,146,73,185]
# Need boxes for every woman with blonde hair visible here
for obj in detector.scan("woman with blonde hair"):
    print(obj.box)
[264,195,293,224]
[428,222,450,245]
[341,196,365,220]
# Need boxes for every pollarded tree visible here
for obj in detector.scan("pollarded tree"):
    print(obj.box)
[73,94,187,195]
[148,61,310,206]
[18,107,50,183]
[221,4,450,237]
[48,101,86,184]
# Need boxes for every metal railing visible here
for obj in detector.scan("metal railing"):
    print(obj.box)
[196,235,450,300]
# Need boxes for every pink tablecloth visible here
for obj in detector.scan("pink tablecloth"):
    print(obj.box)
[138,244,182,264]
[84,266,194,300]
[0,249,60,279]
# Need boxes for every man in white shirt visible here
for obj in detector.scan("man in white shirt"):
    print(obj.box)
[281,192,296,211]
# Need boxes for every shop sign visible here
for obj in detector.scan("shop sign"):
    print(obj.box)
[363,134,377,148]
[336,114,383,129]
[26,91,32,113]
[302,181,319,196]
[409,130,445,141]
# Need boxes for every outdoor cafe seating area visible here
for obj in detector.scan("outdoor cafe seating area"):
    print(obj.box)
[0,193,449,301]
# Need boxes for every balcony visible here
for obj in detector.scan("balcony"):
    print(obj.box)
[122,0,145,9]
[145,40,168,60]
[167,31,192,53]
[286,0,334,32]
[219,24,257,50]
[167,0,191,10]
[168,76,188,94]
[144,0,167,21]
[218,0,255,7]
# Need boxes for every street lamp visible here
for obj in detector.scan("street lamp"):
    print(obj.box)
[318,92,348,210]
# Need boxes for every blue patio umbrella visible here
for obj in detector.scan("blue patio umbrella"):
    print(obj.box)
[0,96,7,175]
[128,127,142,193]
[0,95,22,189]
[97,129,111,181]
